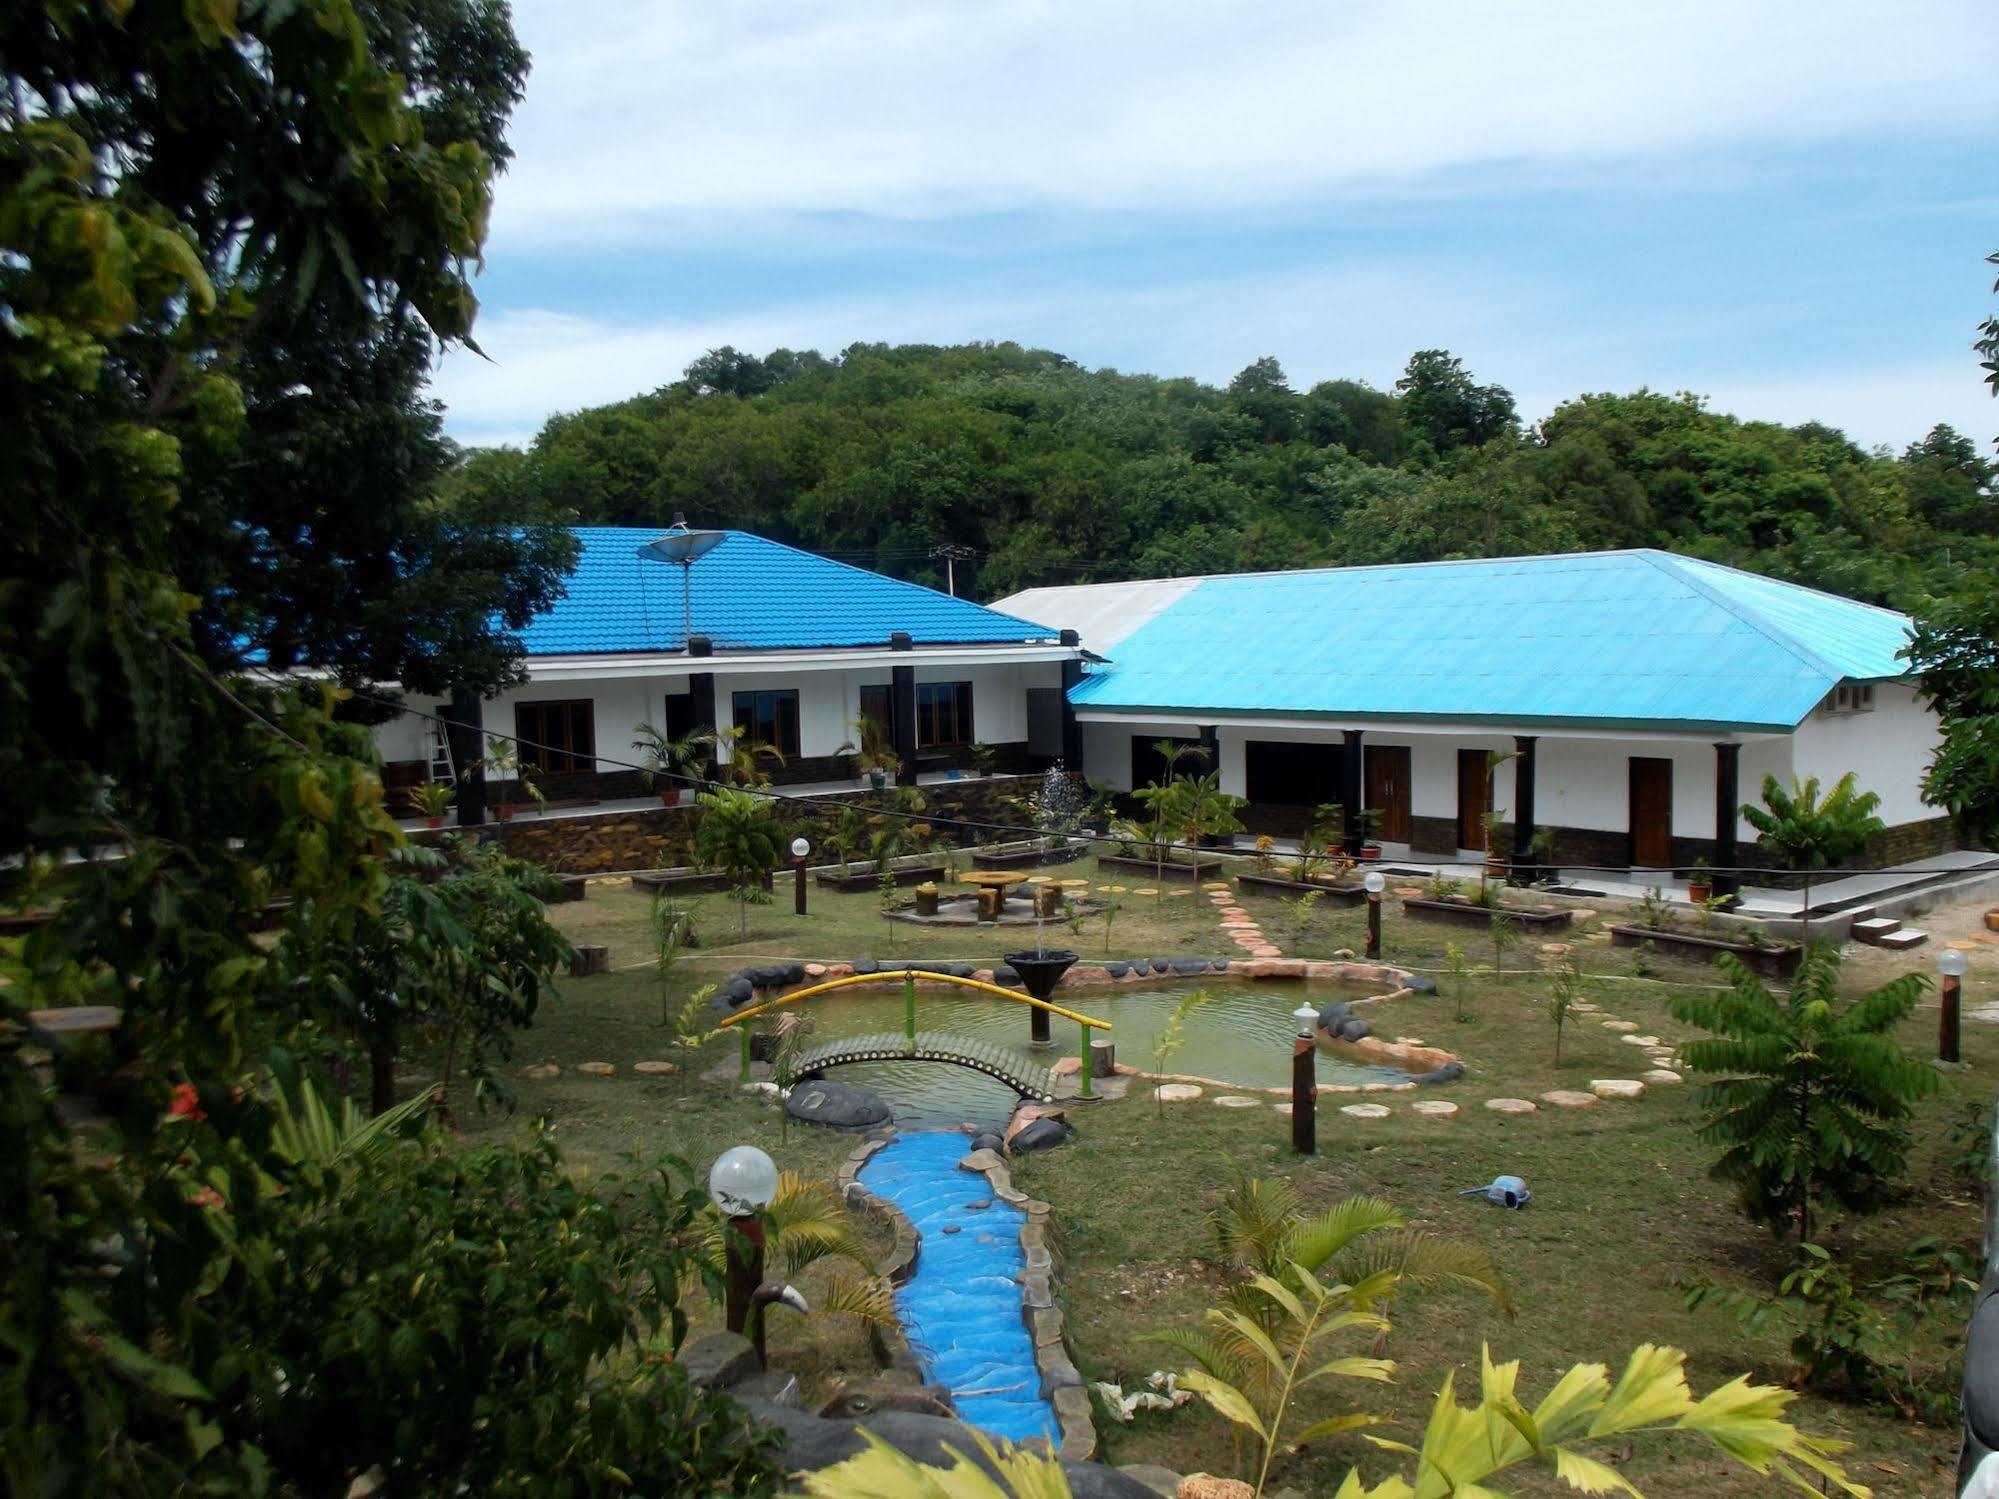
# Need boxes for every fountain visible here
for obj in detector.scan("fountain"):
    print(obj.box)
[1031,762,1085,848]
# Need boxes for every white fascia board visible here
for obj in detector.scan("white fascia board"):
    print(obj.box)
[523,644,1078,682]
[1072,709,1789,745]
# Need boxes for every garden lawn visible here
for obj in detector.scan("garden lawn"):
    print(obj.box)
[441,857,1986,1497]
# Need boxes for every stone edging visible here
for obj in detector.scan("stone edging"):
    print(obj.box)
[835,1129,1095,1464]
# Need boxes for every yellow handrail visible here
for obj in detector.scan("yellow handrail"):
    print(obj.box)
[715,967,1112,1030]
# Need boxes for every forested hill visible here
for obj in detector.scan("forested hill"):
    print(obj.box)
[449,341,1998,609]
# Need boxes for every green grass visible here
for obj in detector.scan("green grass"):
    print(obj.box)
[441,857,1981,1496]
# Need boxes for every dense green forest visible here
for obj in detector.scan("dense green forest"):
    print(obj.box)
[451,342,1998,609]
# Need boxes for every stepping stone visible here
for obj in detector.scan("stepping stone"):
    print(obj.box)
[1591,1079,1646,1100]
[1252,947,1283,958]
[1272,1102,1293,1115]
[1213,1095,1263,1109]
[1169,891,1194,898]
[632,1060,677,1076]
[804,963,828,977]
[1133,888,1160,896]
[521,1063,561,1080]
[1484,1097,1538,1115]
[1874,929,1930,951]
[1395,886,1425,896]
[1569,1002,1601,1013]
[1601,1020,1638,1032]
[1540,1089,1598,1110]
[1219,906,1249,917]
[1642,1069,1683,1085]
[1339,1103,1391,1119]
[1619,1034,1661,1047]
[1155,1084,1203,1103]
[576,1061,615,1077]
[1409,1099,1459,1118]
[1539,943,1571,955]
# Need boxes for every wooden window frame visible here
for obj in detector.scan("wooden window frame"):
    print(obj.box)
[514,699,596,775]
[732,688,802,759]
[915,681,974,749]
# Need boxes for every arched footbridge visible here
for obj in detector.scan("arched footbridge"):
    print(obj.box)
[780,1030,1055,1101]
[716,967,1112,1097]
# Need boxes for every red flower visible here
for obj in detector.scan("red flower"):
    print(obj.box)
[189,1186,225,1212]
[168,1083,206,1121]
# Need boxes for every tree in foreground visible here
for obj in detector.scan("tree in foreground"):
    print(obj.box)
[1670,947,1935,1243]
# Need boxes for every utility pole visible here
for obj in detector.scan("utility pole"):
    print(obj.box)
[929,543,976,596]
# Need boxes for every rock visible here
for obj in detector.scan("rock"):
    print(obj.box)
[1539,1089,1599,1109]
[1010,1117,1075,1152]
[1105,961,1129,978]
[345,1468,387,1499]
[1484,1097,1538,1115]
[576,1061,615,1076]
[717,975,755,1007]
[1406,975,1438,994]
[970,1131,1005,1154]
[816,1382,957,1421]
[1339,1103,1391,1119]
[745,962,806,989]
[1601,1019,1638,1032]
[1335,1017,1371,1041]
[1168,956,1213,975]
[632,1060,676,1076]
[958,1147,1005,1174]
[1316,1000,1352,1030]
[1619,1034,1661,1047]
[681,1331,758,1390]
[963,1198,992,1211]
[994,966,1021,986]
[1409,1099,1458,1118]
[1642,1069,1683,1084]
[521,1063,561,1080]
[852,957,879,975]
[785,1078,892,1131]
[804,963,828,978]
[1212,1095,1263,1108]
[1591,1078,1646,1100]
[1569,1001,1600,1013]
[1155,1083,1203,1103]
[1415,1061,1465,1085]
[1039,1356,1085,1396]
[1178,1477,1256,1499]
[734,1370,804,1409]
[1538,942,1570,955]
[941,1224,961,1235]
[1119,1465,1185,1499]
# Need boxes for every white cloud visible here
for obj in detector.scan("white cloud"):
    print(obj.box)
[492,0,1993,246]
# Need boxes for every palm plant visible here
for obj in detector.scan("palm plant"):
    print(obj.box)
[803,1347,1867,1499]
[693,788,784,936]
[475,734,545,817]
[629,722,714,803]
[696,1171,895,1337]
[1546,953,1587,1064]
[1148,987,1214,1115]
[826,804,871,877]
[1670,945,1936,1242]
[705,724,787,788]
[1742,771,1883,939]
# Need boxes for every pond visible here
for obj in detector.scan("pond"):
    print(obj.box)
[795,978,1415,1128]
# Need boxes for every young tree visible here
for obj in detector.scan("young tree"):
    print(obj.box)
[1906,566,1999,841]
[1546,955,1587,1065]
[1670,947,1936,1243]
[695,788,784,935]
[1741,773,1884,939]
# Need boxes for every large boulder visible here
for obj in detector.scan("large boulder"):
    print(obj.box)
[746,961,806,989]
[1009,1117,1074,1153]
[1406,974,1438,995]
[784,1078,892,1131]
[1335,1017,1371,1042]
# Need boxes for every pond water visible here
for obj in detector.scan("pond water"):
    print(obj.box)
[799,978,1413,1128]
[859,1131,1055,1444]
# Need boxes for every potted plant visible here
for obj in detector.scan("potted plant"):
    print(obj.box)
[1686,857,1712,906]
[411,780,453,829]
[630,722,713,806]
[1356,806,1384,861]
[842,715,899,791]
[968,740,996,777]
[476,736,544,822]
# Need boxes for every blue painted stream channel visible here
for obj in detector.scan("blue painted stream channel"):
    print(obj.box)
[859,1130,1058,1444]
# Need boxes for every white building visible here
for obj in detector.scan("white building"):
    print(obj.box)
[995,550,1951,890]
[373,527,1083,817]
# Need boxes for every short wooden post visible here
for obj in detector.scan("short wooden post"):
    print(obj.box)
[1292,1035,1317,1154]
[979,887,1000,921]
[915,884,939,917]
[569,944,610,977]
[1090,1036,1116,1079]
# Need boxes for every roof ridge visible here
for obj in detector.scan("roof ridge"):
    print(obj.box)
[1637,551,1844,682]
[1002,547,1683,601]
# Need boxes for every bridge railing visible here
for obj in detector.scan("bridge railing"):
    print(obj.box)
[716,968,1112,1097]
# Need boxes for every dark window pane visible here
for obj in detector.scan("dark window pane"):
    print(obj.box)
[515,699,594,775]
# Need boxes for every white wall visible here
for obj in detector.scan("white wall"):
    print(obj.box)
[372,659,1064,776]
[1788,682,1940,827]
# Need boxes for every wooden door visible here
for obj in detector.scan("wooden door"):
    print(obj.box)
[1366,746,1412,843]
[1629,757,1674,867]
[1456,749,1490,851]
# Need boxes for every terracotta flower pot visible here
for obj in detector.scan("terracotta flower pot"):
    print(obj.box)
[1687,880,1711,905]
[425,815,444,830]
[660,789,680,807]
[494,804,515,821]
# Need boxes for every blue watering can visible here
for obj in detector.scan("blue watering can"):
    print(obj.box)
[1458,1175,1531,1209]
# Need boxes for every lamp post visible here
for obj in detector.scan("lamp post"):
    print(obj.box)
[710,1145,780,1361]
[1939,948,1969,1067]
[791,836,811,916]
[1292,1000,1319,1155]
[1363,871,1386,960]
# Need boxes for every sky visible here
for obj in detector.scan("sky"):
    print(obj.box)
[434,1,1999,455]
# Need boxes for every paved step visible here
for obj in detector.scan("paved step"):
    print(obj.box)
[1851,916,1903,945]
[1872,928,1930,951]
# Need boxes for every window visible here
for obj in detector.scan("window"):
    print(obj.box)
[858,684,891,736]
[916,681,974,748]
[733,689,801,758]
[514,700,595,774]
[1818,683,1876,716]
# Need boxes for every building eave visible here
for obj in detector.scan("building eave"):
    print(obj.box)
[1072,704,1799,739]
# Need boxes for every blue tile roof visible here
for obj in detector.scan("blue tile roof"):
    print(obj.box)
[522,528,1058,655]
[1068,550,1916,731]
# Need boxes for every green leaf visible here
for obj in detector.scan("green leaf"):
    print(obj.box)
[1178,1369,1268,1440]
[1551,1448,1642,1494]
